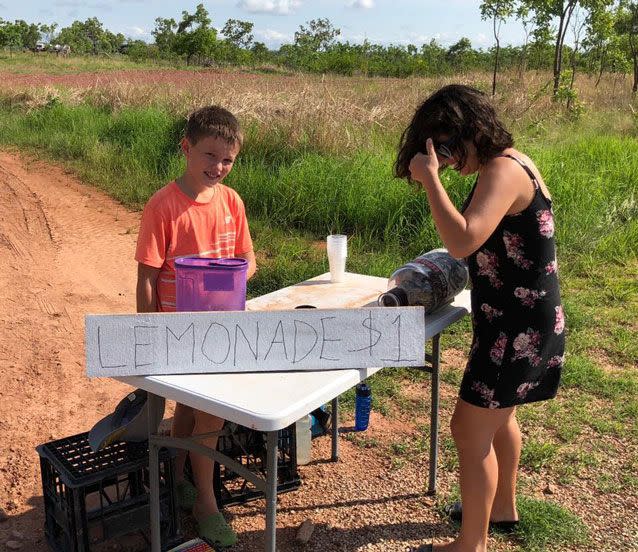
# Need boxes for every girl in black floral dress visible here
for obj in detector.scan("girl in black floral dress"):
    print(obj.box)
[394,85,564,552]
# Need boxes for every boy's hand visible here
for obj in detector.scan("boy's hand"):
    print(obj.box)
[409,138,440,188]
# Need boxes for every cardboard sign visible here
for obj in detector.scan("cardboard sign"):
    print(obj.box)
[85,307,426,377]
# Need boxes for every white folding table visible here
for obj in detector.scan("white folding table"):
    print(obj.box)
[116,272,470,552]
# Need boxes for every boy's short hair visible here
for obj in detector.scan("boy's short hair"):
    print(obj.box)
[185,105,243,147]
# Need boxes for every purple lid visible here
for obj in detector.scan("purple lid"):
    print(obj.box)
[175,257,248,271]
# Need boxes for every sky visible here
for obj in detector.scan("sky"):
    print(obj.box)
[4,1,536,50]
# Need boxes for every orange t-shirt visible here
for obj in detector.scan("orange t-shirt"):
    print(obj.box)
[135,181,253,311]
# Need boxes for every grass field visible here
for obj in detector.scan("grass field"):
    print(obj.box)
[0,51,179,74]
[0,58,636,550]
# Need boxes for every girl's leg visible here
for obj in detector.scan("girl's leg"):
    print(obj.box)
[434,398,516,552]
[171,402,195,481]
[491,410,520,522]
[190,409,225,518]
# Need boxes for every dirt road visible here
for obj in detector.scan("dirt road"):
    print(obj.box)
[0,151,147,548]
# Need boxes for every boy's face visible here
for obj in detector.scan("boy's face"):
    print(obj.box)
[181,135,240,190]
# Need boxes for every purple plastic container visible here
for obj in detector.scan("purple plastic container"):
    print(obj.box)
[175,257,248,312]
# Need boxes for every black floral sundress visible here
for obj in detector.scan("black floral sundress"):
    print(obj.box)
[459,154,565,409]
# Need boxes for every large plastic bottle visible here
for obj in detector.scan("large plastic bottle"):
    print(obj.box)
[377,248,469,313]
[354,383,372,431]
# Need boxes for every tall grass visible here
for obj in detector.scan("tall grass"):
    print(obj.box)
[0,52,180,75]
[0,98,636,267]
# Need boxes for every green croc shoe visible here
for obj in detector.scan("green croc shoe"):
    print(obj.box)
[197,512,237,548]
[176,480,198,511]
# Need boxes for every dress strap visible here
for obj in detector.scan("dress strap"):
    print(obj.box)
[497,154,540,190]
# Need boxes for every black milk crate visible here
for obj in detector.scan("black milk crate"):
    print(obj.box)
[37,432,181,552]
[213,422,301,507]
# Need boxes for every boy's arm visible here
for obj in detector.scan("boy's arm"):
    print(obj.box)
[136,262,161,312]
[236,250,256,280]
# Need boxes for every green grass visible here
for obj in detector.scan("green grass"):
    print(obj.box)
[0,52,181,75]
[520,438,560,472]
[514,496,590,551]
[439,492,589,552]
[1,101,637,266]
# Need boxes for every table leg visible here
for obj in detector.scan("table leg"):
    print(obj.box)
[265,430,279,552]
[148,392,162,552]
[428,333,441,495]
[331,397,339,461]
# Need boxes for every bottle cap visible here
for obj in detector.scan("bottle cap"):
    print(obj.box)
[356,383,371,397]
[377,287,408,307]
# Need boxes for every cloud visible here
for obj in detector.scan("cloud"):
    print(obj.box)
[254,28,292,47]
[348,0,374,8]
[126,26,149,37]
[475,33,489,45]
[89,2,112,10]
[395,31,430,46]
[53,0,111,10]
[237,0,302,15]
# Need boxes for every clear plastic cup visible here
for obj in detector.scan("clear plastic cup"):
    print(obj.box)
[326,234,347,282]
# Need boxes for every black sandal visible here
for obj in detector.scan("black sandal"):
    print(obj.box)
[444,501,519,533]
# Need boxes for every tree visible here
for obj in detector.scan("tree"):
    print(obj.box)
[481,0,515,95]
[251,41,270,62]
[446,37,475,69]
[40,23,58,45]
[421,39,449,73]
[527,0,578,96]
[56,18,123,54]
[221,19,254,49]
[615,0,638,92]
[294,18,340,52]
[173,4,217,65]
[0,20,22,52]
[583,1,617,85]
[521,0,613,96]
[0,19,42,51]
[12,19,42,50]
[565,6,586,111]
[152,17,177,55]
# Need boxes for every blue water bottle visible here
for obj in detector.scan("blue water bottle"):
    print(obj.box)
[354,383,372,431]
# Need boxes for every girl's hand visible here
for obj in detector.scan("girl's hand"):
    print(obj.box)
[408,138,440,188]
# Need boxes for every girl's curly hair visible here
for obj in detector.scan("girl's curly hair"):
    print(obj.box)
[394,85,513,180]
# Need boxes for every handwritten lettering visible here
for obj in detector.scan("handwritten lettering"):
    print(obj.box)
[264,320,288,361]
[166,323,195,365]
[86,307,426,376]
[234,322,259,365]
[134,325,157,369]
[202,322,231,364]
[293,319,318,363]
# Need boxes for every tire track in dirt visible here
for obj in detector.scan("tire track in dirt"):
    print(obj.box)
[0,151,143,549]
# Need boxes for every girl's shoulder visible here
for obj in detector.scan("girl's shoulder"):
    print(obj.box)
[487,150,550,194]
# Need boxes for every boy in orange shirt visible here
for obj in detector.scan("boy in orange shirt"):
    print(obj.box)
[135,106,256,547]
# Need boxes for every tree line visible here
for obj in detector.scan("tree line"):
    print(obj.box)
[2,1,637,94]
